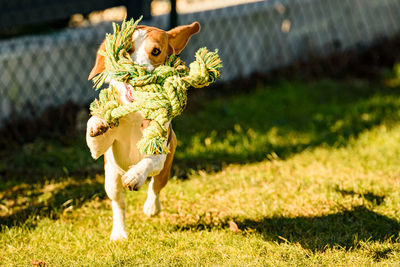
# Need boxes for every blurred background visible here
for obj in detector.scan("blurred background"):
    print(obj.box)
[1,0,400,139]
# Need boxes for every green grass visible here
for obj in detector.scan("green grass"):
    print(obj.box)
[1,78,400,266]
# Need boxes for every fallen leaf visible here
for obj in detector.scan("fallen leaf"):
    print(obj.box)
[31,259,46,266]
[229,220,241,233]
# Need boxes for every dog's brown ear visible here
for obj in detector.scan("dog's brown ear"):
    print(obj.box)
[88,40,106,80]
[167,22,200,55]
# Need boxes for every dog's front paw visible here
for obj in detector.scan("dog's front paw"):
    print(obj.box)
[121,167,147,191]
[87,116,109,137]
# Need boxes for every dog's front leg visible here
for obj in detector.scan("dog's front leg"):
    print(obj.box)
[121,120,169,191]
[86,116,115,159]
[87,115,110,137]
[121,154,167,191]
[104,154,128,241]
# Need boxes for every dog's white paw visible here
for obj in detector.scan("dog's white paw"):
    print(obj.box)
[110,229,128,242]
[121,167,147,191]
[87,116,109,137]
[143,195,161,217]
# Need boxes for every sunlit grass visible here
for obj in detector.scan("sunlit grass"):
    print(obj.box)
[1,79,400,265]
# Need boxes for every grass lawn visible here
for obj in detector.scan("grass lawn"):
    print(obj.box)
[1,78,400,265]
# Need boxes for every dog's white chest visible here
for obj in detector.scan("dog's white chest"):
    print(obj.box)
[109,111,145,170]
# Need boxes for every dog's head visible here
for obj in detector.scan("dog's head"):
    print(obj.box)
[88,21,201,79]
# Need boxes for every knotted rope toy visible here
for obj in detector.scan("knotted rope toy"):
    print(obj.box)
[89,18,222,155]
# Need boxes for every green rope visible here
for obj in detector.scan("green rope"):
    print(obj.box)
[89,18,222,155]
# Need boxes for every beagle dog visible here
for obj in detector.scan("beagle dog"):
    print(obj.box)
[86,21,200,241]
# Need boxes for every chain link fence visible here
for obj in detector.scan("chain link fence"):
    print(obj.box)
[1,0,400,139]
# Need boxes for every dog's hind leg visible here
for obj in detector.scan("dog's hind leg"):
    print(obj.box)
[104,152,127,241]
[143,129,177,217]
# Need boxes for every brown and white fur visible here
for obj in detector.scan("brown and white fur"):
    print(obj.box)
[86,22,200,241]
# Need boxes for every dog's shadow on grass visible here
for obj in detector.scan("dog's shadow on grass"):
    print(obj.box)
[237,206,400,252]
[175,205,400,252]
[174,191,399,253]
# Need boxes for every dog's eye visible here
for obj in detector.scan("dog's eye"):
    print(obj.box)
[151,48,161,56]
